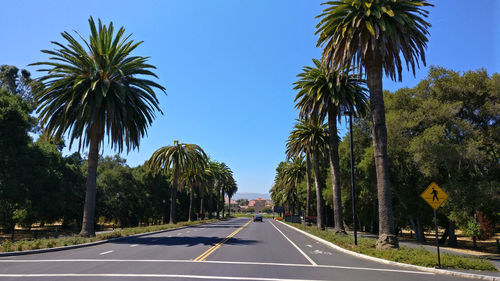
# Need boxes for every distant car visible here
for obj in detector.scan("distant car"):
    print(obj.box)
[253,214,263,222]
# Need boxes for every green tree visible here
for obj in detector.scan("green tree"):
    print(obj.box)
[294,58,367,233]
[316,0,433,249]
[31,17,165,236]
[146,140,207,224]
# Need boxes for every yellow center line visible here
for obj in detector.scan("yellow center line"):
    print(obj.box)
[194,219,252,261]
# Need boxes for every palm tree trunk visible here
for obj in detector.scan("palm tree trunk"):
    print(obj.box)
[200,184,205,219]
[188,182,194,222]
[216,185,221,219]
[366,56,398,249]
[208,188,213,219]
[328,107,345,233]
[312,148,324,229]
[305,152,312,219]
[221,191,225,218]
[170,163,179,224]
[228,196,231,217]
[80,136,99,237]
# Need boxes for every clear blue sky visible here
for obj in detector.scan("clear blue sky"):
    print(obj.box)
[1,1,498,195]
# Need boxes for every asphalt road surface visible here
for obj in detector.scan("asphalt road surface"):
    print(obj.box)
[0,218,484,280]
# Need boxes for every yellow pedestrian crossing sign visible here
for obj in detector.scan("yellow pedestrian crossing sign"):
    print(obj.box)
[420,182,448,210]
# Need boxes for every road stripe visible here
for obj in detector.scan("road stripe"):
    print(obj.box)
[0,273,330,281]
[194,219,252,261]
[0,259,434,275]
[270,221,317,266]
[130,244,138,247]
[98,250,114,255]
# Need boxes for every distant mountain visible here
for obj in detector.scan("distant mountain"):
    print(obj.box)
[232,192,270,200]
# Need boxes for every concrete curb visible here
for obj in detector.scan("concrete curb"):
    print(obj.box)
[276,220,499,281]
[0,221,215,257]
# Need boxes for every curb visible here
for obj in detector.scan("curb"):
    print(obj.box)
[275,220,499,281]
[0,221,216,257]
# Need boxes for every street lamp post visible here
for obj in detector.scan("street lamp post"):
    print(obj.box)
[345,111,358,246]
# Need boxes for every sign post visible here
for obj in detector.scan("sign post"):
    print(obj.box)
[420,182,448,268]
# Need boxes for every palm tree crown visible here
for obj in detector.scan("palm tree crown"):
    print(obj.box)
[147,140,207,224]
[316,0,433,81]
[31,17,166,151]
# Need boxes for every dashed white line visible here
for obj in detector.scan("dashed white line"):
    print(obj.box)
[99,250,114,255]
[130,244,138,247]
[270,222,317,266]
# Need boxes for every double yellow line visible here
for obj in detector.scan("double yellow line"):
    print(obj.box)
[194,219,252,261]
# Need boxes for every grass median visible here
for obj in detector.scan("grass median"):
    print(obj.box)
[1,219,218,253]
[284,222,497,272]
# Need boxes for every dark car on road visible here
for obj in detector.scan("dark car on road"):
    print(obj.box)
[253,214,263,222]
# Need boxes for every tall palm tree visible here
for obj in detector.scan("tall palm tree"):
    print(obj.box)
[31,17,165,236]
[287,118,329,229]
[182,159,208,222]
[316,0,432,248]
[286,131,313,219]
[294,59,367,233]
[147,140,207,224]
[282,156,306,215]
[198,165,214,219]
[212,162,232,219]
[225,178,238,217]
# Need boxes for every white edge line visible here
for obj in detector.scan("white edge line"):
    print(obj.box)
[269,221,317,266]
[98,250,114,255]
[130,244,138,247]
[0,273,326,281]
[275,220,499,281]
[0,259,434,275]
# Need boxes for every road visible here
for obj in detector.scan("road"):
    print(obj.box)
[0,218,485,280]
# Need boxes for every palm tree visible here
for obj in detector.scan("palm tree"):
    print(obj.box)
[146,140,207,224]
[286,118,329,229]
[282,156,306,216]
[31,17,165,236]
[294,59,367,233]
[182,159,208,222]
[316,0,432,248]
[198,165,214,219]
[225,179,238,217]
[221,176,237,218]
[212,162,232,219]
[286,130,313,220]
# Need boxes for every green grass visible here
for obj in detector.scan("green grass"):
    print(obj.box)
[285,222,497,272]
[1,219,218,253]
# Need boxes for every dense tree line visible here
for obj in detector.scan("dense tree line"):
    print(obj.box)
[271,66,499,244]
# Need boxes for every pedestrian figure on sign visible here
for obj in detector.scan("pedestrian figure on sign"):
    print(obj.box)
[431,187,439,201]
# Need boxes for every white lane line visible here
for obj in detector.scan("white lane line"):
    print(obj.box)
[306,245,313,248]
[98,250,114,255]
[0,273,328,281]
[270,221,317,266]
[0,259,434,275]
[177,233,182,235]
[187,230,191,233]
[130,244,139,247]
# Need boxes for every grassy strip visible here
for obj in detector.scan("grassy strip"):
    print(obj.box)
[285,222,497,272]
[1,219,218,253]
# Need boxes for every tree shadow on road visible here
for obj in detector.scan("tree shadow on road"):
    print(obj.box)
[112,236,258,247]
